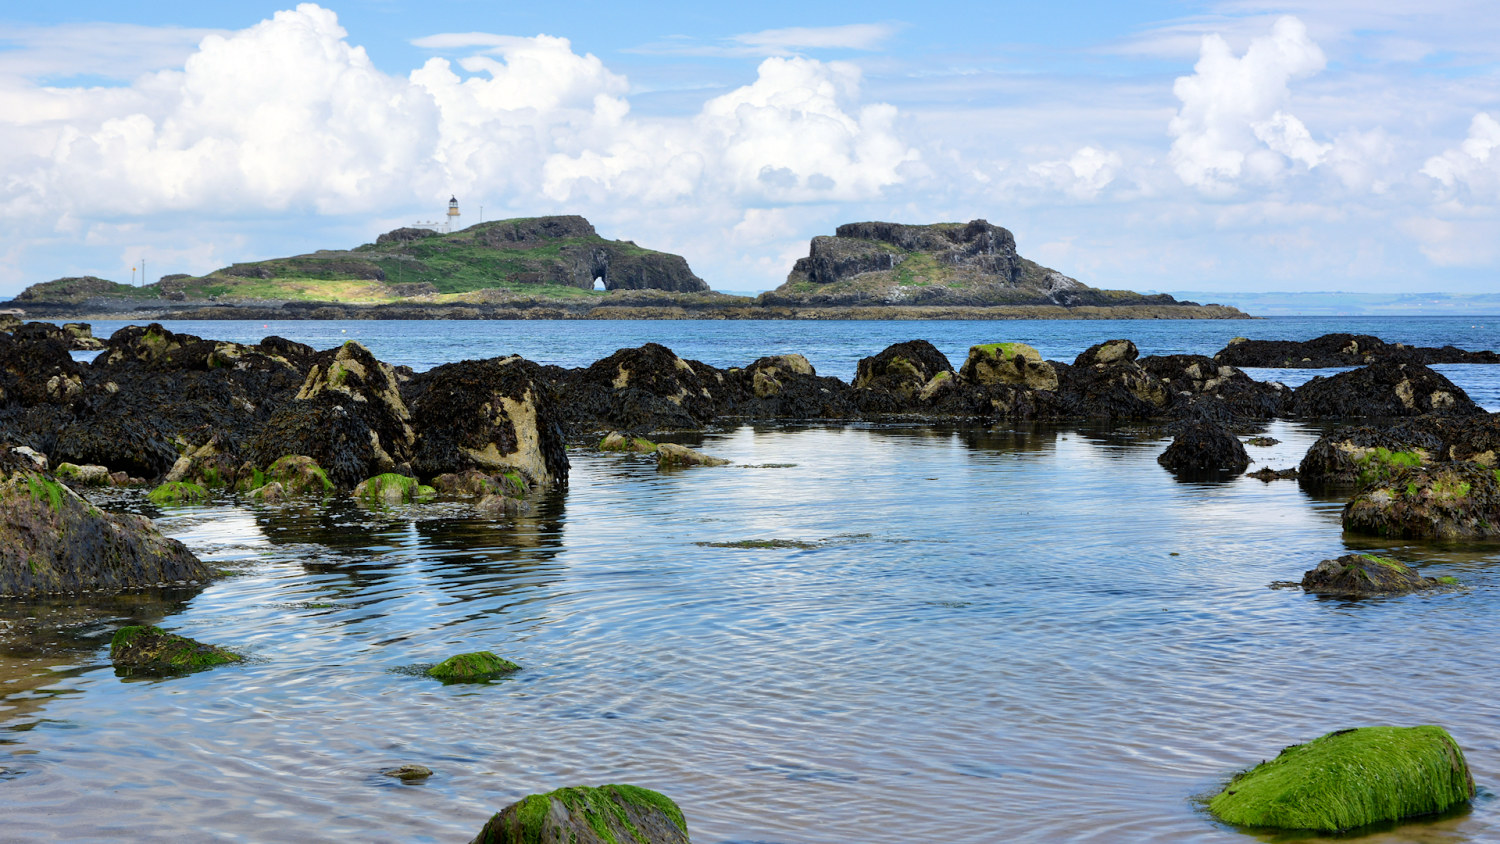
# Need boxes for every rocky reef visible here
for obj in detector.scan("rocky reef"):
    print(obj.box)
[760,219,1220,310]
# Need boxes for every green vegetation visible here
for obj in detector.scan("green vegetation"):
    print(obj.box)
[147,481,210,506]
[1355,448,1424,486]
[24,475,65,511]
[476,784,687,844]
[1209,726,1474,832]
[109,625,243,671]
[356,473,434,505]
[426,651,520,683]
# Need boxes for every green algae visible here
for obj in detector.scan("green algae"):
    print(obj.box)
[356,473,433,505]
[24,475,65,511]
[109,625,243,672]
[1355,448,1423,486]
[474,784,688,844]
[1209,725,1474,832]
[975,342,1024,360]
[426,651,520,683]
[147,481,210,506]
[266,456,334,495]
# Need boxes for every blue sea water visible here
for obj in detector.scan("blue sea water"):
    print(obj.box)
[6,316,1500,843]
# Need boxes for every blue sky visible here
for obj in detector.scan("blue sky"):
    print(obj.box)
[1,1,1498,298]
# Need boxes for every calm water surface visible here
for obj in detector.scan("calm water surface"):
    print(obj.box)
[7,318,1500,842]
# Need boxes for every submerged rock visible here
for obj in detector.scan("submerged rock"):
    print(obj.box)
[257,455,334,497]
[1157,422,1250,478]
[0,452,209,596]
[353,473,434,506]
[1209,725,1474,832]
[600,432,658,453]
[147,481,210,506]
[469,783,689,844]
[382,764,432,781]
[1342,461,1500,539]
[427,651,520,682]
[656,443,729,468]
[1300,554,1457,596]
[110,625,242,673]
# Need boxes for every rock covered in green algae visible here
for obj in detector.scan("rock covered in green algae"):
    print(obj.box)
[599,432,659,454]
[109,625,242,672]
[382,764,432,781]
[427,651,520,682]
[1301,554,1457,596]
[261,455,335,496]
[958,342,1058,391]
[1210,725,1474,832]
[1342,460,1500,539]
[353,472,435,505]
[147,481,210,506]
[470,784,689,844]
[0,452,209,597]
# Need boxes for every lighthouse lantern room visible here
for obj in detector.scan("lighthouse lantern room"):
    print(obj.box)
[446,196,460,233]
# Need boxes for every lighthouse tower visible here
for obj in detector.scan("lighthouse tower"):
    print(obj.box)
[446,196,460,233]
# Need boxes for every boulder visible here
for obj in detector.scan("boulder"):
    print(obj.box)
[164,434,242,488]
[600,432,658,453]
[110,625,242,673]
[1213,332,1500,368]
[476,494,531,517]
[0,330,84,408]
[382,765,432,781]
[54,462,112,486]
[353,473,435,505]
[1074,338,1138,367]
[432,469,527,499]
[958,343,1058,391]
[469,784,689,844]
[656,443,729,468]
[427,651,520,682]
[256,455,334,497]
[1139,354,1285,421]
[1343,461,1500,539]
[296,341,415,469]
[1298,423,1442,486]
[1208,726,1473,832]
[1157,422,1250,478]
[407,357,568,487]
[546,344,726,433]
[1300,554,1457,596]
[246,396,383,489]
[852,340,954,412]
[62,322,105,351]
[1055,349,1170,420]
[735,355,856,420]
[1289,362,1483,419]
[0,452,209,596]
[147,481,210,506]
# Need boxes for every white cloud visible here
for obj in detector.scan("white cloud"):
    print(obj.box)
[1421,112,1500,198]
[1027,147,1124,200]
[1168,16,1329,192]
[732,24,901,54]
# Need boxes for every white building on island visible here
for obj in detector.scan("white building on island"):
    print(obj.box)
[410,196,462,234]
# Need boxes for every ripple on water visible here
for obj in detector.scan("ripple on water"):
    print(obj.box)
[3,422,1500,842]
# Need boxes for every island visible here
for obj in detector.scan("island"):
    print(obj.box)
[7,217,1249,320]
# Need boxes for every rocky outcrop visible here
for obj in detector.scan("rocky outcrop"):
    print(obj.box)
[1157,422,1250,479]
[405,357,569,488]
[0,449,209,596]
[959,343,1058,391]
[1342,461,1500,539]
[852,340,955,412]
[1288,362,1483,419]
[544,343,730,434]
[470,784,689,844]
[1300,554,1457,596]
[1215,333,1500,368]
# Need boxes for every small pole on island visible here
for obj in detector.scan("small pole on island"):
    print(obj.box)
[131,265,136,286]
[142,257,146,287]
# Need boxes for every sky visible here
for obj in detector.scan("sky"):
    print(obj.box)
[1,1,1498,298]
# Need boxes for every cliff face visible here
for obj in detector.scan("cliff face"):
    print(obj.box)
[763,219,1182,309]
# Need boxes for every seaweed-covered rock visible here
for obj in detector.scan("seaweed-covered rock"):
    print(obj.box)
[0,453,209,596]
[246,396,380,489]
[163,433,243,488]
[427,651,520,682]
[0,331,82,408]
[656,443,729,468]
[431,469,526,498]
[1342,461,1500,539]
[546,344,728,433]
[1209,725,1473,832]
[1288,362,1482,419]
[382,764,432,781]
[147,481,210,506]
[110,625,242,673]
[1140,354,1285,421]
[852,340,954,412]
[1298,423,1443,486]
[1214,333,1500,368]
[1300,554,1457,596]
[261,455,334,497]
[958,342,1058,391]
[353,473,434,505]
[1157,422,1250,478]
[733,355,856,420]
[407,357,568,487]
[600,432,658,453]
[54,462,112,486]
[296,341,415,468]
[476,494,531,517]
[1074,338,1138,367]
[470,784,689,844]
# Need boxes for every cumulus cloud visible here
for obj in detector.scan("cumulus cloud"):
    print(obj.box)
[1027,147,1124,200]
[629,22,901,58]
[1421,112,1500,198]
[1168,16,1329,192]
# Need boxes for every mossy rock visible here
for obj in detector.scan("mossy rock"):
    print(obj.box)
[1209,725,1474,832]
[656,443,729,468]
[1300,554,1457,596]
[600,432,658,454]
[264,455,334,496]
[147,481,210,506]
[109,625,242,673]
[1355,447,1424,486]
[353,473,434,505]
[470,783,689,844]
[427,651,520,683]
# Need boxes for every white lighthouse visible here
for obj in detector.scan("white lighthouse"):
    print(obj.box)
[446,196,460,233]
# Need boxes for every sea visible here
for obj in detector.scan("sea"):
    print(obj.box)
[4,315,1500,843]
